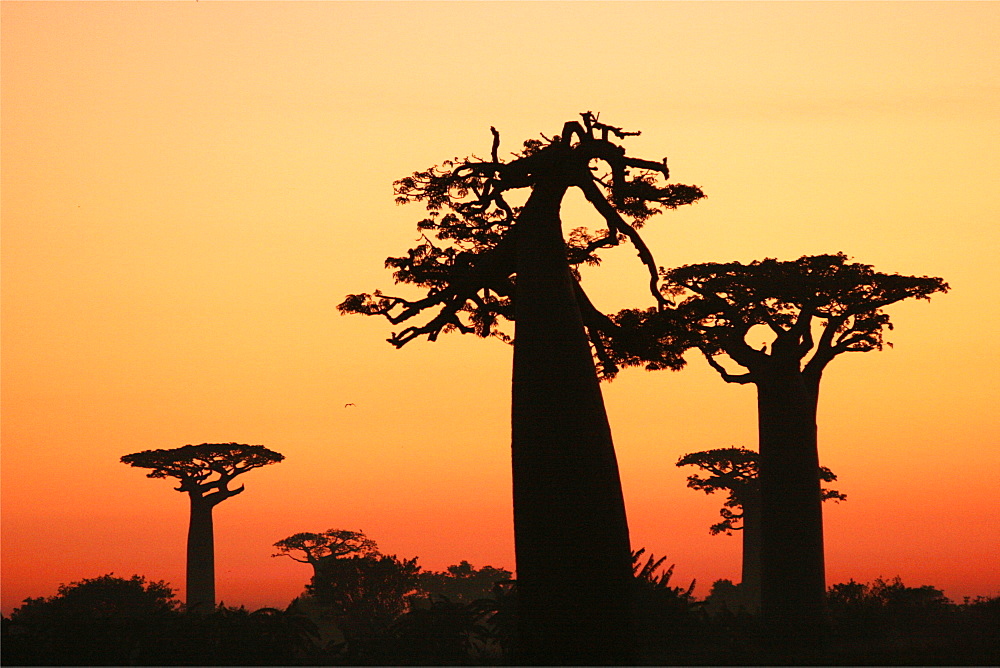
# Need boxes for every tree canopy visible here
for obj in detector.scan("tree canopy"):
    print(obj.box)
[417,561,513,604]
[121,443,284,497]
[10,574,179,624]
[273,529,378,568]
[308,553,422,634]
[610,253,948,382]
[338,112,704,376]
[677,447,846,535]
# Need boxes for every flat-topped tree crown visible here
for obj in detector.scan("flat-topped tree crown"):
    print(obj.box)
[122,442,283,500]
[273,529,378,570]
[612,252,948,383]
[668,252,947,377]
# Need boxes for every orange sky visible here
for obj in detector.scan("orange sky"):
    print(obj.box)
[2,1,998,614]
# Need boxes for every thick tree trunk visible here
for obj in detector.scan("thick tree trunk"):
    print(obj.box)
[741,493,762,614]
[511,179,634,665]
[756,369,826,645]
[186,497,216,613]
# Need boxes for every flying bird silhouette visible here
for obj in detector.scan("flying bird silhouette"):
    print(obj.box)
[345,403,356,408]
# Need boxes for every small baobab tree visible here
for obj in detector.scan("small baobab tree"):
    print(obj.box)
[272,529,378,577]
[339,113,704,663]
[121,442,284,612]
[609,253,946,641]
[676,446,845,612]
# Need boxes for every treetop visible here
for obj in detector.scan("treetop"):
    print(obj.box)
[662,253,947,321]
[609,253,947,380]
[120,443,284,494]
[339,113,705,359]
[272,529,378,565]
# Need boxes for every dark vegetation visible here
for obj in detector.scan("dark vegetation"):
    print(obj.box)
[5,115,980,665]
[4,557,996,666]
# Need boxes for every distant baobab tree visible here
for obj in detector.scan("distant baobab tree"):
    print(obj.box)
[676,446,846,613]
[121,443,284,612]
[609,253,947,642]
[340,112,704,664]
[273,529,378,576]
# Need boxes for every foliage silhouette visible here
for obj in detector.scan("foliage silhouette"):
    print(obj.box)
[10,574,179,621]
[273,529,378,573]
[3,571,995,665]
[121,443,284,612]
[677,446,846,612]
[824,578,998,666]
[609,253,947,642]
[305,552,421,660]
[630,548,698,638]
[418,561,514,605]
[306,557,518,666]
[4,574,180,665]
[828,576,950,636]
[340,112,704,664]
[628,550,757,665]
[702,578,748,617]
[344,594,512,666]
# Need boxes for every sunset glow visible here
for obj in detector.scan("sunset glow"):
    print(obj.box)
[3,1,998,615]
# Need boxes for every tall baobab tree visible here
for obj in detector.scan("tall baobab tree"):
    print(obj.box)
[609,253,946,641]
[676,446,845,612]
[340,113,704,663]
[121,443,284,612]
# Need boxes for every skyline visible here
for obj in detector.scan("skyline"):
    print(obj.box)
[2,1,998,614]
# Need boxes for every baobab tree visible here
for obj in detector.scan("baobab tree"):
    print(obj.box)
[340,113,704,663]
[609,253,946,641]
[272,529,378,577]
[121,443,284,612]
[676,446,846,612]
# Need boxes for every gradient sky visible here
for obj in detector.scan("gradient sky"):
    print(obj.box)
[3,1,998,614]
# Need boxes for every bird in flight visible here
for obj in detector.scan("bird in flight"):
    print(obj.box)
[345,403,356,408]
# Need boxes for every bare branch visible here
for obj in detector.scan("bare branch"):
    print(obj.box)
[624,156,669,179]
[701,349,757,384]
[490,126,500,164]
[577,177,667,308]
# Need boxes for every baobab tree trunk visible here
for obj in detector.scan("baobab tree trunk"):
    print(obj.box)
[756,369,826,645]
[741,492,762,614]
[186,496,216,613]
[511,179,634,665]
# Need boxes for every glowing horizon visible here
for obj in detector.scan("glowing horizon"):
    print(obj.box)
[2,1,998,614]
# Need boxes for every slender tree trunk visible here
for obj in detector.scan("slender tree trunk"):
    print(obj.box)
[756,369,826,645]
[741,493,762,614]
[511,179,634,665]
[186,496,216,613]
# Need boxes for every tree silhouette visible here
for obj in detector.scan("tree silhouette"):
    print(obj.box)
[5,574,180,665]
[273,529,377,576]
[340,113,704,664]
[121,443,284,612]
[418,561,514,605]
[10,574,179,623]
[611,253,946,641]
[676,446,846,612]
[309,552,422,656]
